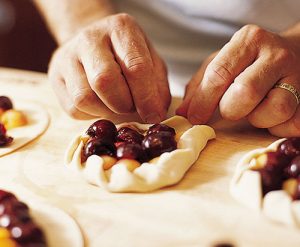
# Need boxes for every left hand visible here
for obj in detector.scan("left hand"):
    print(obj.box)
[176,24,300,137]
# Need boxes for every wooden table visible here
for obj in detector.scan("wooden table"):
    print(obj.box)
[0,67,299,247]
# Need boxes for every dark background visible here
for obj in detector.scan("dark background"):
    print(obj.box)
[0,0,56,72]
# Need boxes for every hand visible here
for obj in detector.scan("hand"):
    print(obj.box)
[177,24,300,137]
[49,13,170,123]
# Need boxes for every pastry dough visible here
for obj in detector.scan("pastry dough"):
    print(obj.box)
[230,139,300,227]
[65,116,215,192]
[29,201,84,247]
[0,100,50,157]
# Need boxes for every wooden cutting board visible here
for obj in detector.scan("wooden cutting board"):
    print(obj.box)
[0,67,299,247]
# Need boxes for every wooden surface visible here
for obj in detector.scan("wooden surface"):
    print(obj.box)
[0,67,299,247]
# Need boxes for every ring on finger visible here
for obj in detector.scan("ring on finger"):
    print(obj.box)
[274,82,300,105]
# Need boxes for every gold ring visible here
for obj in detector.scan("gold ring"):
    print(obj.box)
[274,82,300,105]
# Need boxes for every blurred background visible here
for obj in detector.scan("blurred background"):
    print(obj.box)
[0,0,56,72]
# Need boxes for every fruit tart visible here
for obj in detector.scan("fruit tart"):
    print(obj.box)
[65,116,215,192]
[231,138,300,227]
[0,190,47,247]
[0,96,49,157]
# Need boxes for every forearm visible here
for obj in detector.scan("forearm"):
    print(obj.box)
[33,0,115,44]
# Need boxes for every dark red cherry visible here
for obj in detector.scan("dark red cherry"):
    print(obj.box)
[0,190,15,202]
[256,168,283,196]
[10,222,45,243]
[0,123,6,135]
[82,138,116,162]
[116,143,146,162]
[142,132,177,159]
[86,119,117,142]
[0,135,13,147]
[278,138,300,158]
[117,127,144,144]
[262,151,290,172]
[284,155,300,179]
[0,124,13,147]
[146,123,176,136]
[0,96,13,111]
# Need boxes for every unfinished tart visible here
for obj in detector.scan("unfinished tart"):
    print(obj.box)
[0,96,49,157]
[231,138,300,227]
[65,116,215,192]
[0,190,47,247]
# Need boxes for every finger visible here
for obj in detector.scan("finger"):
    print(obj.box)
[147,41,171,112]
[109,14,165,123]
[186,27,259,124]
[268,104,300,137]
[176,52,217,117]
[63,57,115,117]
[248,77,299,128]
[219,54,284,121]
[79,34,134,113]
[51,76,96,120]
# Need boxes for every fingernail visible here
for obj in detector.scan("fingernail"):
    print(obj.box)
[145,113,161,123]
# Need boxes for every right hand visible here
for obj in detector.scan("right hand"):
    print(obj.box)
[49,13,171,123]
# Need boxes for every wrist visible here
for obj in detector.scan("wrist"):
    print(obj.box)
[34,0,115,45]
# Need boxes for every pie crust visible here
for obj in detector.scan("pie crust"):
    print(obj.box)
[0,100,49,157]
[230,139,300,227]
[65,116,216,192]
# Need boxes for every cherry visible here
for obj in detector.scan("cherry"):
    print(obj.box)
[117,127,144,144]
[0,96,13,111]
[256,168,283,196]
[252,152,288,196]
[0,135,13,147]
[278,138,300,158]
[0,123,6,135]
[262,151,290,172]
[0,190,15,202]
[86,119,117,142]
[146,123,176,136]
[82,138,116,162]
[11,222,45,243]
[142,132,177,159]
[116,143,146,162]
[284,155,300,179]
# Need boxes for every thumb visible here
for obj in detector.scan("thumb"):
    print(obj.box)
[176,51,218,118]
[175,77,199,117]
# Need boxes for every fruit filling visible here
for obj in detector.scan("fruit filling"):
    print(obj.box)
[0,190,47,247]
[251,137,300,200]
[0,96,28,147]
[81,119,177,170]
[0,124,13,147]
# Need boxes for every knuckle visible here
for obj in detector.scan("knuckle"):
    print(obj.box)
[236,24,267,45]
[274,48,292,64]
[73,89,93,109]
[78,29,99,47]
[123,53,152,77]
[235,81,258,101]
[90,70,116,93]
[205,63,233,90]
[271,96,294,119]
[112,13,135,28]
[245,24,265,39]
